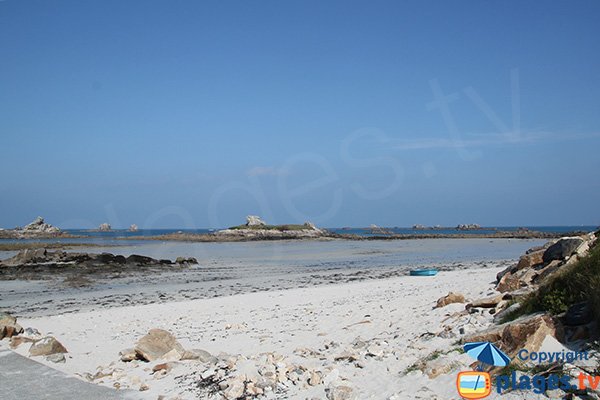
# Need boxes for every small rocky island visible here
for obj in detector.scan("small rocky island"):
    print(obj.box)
[215,215,325,240]
[0,217,70,239]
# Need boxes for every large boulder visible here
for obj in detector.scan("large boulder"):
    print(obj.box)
[501,314,557,359]
[134,329,185,362]
[246,215,266,227]
[515,250,544,271]
[435,292,466,308]
[542,237,585,263]
[497,267,538,293]
[29,336,68,356]
[464,313,557,361]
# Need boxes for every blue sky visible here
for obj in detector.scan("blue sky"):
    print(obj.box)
[1,1,599,229]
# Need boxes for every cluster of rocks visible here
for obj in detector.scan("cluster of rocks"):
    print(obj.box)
[0,249,198,283]
[98,223,112,231]
[432,232,599,377]
[0,217,65,238]
[1,312,68,363]
[101,329,390,399]
[456,223,481,230]
[495,234,595,294]
[0,249,197,268]
[23,217,60,233]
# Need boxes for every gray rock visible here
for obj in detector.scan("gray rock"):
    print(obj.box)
[326,385,356,400]
[493,302,521,323]
[542,237,585,263]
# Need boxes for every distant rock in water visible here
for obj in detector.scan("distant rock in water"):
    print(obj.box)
[129,224,139,232]
[456,223,481,230]
[216,217,325,240]
[246,215,266,227]
[98,223,112,231]
[23,217,60,233]
[368,224,392,235]
[0,217,63,238]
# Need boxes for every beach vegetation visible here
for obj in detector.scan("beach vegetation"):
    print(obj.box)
[500,238,600,324]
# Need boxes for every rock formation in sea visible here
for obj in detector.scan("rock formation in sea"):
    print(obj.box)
[129,224,139,232]
[216,216,325,239]
[98,223,112,231]
[245,215,266,226]
[456,223,481,230]
[22,216,60,233]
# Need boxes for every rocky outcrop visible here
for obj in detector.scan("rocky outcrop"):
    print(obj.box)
[435,292,465,308]
[464,313,557,362]
[98,223,112,231]
[216,217,325,240]
[0,250,198,282]
[129,224,138,232]
[0,217,65,239]
[495,233,596,294]
[23,217,60,233]
[542,237,585,263]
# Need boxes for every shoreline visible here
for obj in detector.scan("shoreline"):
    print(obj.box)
[113,230,580,242]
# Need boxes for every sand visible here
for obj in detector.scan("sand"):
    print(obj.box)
[2,263,534,399]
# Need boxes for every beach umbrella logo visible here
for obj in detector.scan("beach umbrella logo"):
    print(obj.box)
[463,341,511,367]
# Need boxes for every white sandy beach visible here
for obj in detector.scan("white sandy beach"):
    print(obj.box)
[4,264,519,399]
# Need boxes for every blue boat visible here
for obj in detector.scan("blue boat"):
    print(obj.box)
[409,269,438,276]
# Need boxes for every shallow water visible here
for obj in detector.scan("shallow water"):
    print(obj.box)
[0,238,545,317]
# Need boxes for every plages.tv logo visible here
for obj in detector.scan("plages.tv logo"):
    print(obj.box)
[457,341,596,398]
[457,341,511,399]
[456,371,491,399]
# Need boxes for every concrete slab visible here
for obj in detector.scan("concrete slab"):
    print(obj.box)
[0,349,141,400]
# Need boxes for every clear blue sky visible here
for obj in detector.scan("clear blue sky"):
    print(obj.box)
[1,1,599,229]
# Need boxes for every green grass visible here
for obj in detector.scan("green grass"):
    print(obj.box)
[228,224,310,231]
[500,237,600,323]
